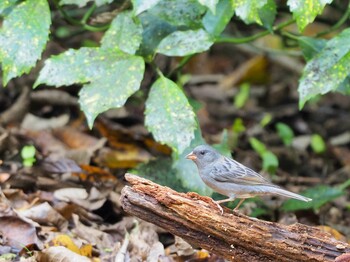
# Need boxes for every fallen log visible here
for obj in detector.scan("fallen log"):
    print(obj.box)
[120,173,350,262]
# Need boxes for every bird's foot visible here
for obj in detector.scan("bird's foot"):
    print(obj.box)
[213,201,224,215]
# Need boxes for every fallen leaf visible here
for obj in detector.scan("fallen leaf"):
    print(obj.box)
[36,246,90,262]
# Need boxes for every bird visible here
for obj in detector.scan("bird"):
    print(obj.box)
[186,144,312,213]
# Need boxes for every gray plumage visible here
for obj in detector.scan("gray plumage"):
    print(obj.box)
[186,145,312,210]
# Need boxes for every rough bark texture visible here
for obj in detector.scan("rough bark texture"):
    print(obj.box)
[121,173,350,262]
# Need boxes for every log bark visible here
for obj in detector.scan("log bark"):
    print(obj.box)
[120,173,350,262]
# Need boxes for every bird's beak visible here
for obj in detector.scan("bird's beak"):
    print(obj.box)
[186,152,197,160]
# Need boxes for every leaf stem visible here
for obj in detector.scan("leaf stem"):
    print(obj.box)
[315,2,350,37]
[216,19,295,44]
[81,3,96,24]
[53,0,109,32]
[281,30,299,41]
[168,54,195,77]
[151,62,164,78]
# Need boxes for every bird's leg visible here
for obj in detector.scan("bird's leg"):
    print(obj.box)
[233,199,245,211]
[213,197,235,215]
[213,201,224,215]
[216,197,235,204]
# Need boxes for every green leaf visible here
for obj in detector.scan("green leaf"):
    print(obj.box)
[21,145,36,159]
[101,11,143,54]
[0,0,18,15]
[94,0,113,6]
[233,0,268,25]
[249,137,266,155]
[131,157,189,193]
[282,185,344,212]
[298,28,350,108]
[337,76,350,95]
[145,76,197,153]
[261,151,278,173]
[234,83,250,108]
[298,36,327,61]
[287,0,332,31]
[35,47,145,127]
[147,0,206,27]
[173,127,213,195]
[21,145,36,167]
[0,0,51,85]
[157,29,214,56]
[276,122,294,146]
[258,0,276,31]
[197,0,219,14]
[260,113,272,127]
[60,0,113,7]
[202,0,235,37]
[232,118,246,133]
[132,0,161,15]
[138,13,176,58]
[137,0,207,57]
[311,134,326,154]
[60,0,90,6]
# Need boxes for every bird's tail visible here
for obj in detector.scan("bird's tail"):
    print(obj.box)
[270,187,312,202]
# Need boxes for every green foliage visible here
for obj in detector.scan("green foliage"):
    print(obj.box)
[0,0,18,15]
[101,11,143,54]
[157,29,214,56]
[60,0,113,7]
[35,48,145,128]
[260,113,272,127]
[131,0,160,15]
[287,0,332,31]
[249,137,279,173]
[0,0,346,158]
[202,0,235,37]
[233,0,274,26]
[232,118,246,133]
[297,36,327,61]
[198,0,219,14]
[0,0,51,85]
[234,83,250,109]
[145,76,197,153]
[275,122,294,146]
[21,145,36,167]
[299,28,350,108]
[311,134,326,154]
[282,179,350,211]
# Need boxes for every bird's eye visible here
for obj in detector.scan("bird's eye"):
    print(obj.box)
[200,150,206,155]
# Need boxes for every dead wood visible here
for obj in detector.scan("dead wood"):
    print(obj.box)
[120,173,350,262]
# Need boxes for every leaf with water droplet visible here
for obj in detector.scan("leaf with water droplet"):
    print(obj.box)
[35,47,145,128]
[0,0,50,85]
[145,76,197,153]
[299,28,350,108]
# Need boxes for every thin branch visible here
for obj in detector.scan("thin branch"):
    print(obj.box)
[216,19,295,44]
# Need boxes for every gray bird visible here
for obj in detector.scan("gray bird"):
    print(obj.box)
[186,145,312,213]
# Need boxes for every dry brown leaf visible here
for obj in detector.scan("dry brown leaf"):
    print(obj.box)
[0,216,41,250]
[219,56,269,89]
[318,226,348,242]
[72,214,114,251]
[19,202,68,231]
[54,188,88,202]
[74,164,117,183]
[40,157,82,174]
[48,234,92,257]
[94,147,152,169]
[52,127,106,151]
[21,114,69,131]
[36,246,91,262]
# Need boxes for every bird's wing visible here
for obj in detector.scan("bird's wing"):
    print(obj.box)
[212,156,274,186]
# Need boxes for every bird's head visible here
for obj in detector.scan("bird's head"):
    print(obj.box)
[186,145,220,168]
